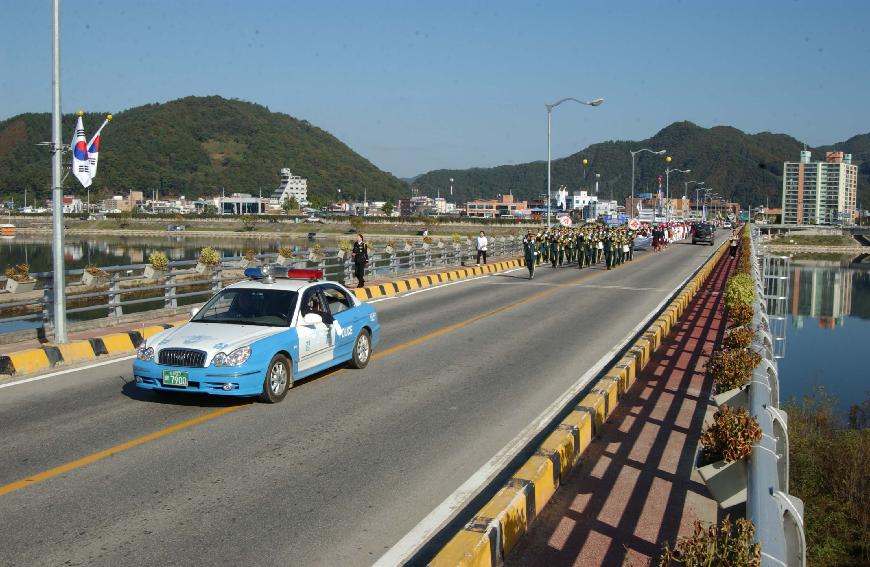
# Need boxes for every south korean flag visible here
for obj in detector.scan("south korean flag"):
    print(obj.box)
[70,114,92,188]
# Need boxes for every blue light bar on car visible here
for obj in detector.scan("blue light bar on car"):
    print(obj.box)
[244,267,263,279]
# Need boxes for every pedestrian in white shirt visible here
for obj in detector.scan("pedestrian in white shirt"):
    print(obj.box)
[476,231,488,265]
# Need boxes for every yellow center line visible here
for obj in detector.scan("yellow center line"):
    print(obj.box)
[0,247,668,498]
[0,405,242,497]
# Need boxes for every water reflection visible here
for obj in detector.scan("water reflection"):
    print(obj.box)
[774,259,870,414]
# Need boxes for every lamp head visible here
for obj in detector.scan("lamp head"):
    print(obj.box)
[589,98,604,106]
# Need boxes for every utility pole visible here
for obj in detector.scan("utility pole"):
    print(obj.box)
[50,0,67,342]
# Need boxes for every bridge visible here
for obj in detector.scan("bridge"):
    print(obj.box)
[0,230,798,566]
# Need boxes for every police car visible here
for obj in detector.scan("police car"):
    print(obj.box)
[132,267,380,403]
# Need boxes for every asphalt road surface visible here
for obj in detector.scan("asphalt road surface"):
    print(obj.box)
[0,235,725,567]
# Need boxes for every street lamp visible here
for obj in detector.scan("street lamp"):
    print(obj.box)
[546,97,604,228]
[684,180,705,219]
[664,162,691,222]
[630,148,666,219]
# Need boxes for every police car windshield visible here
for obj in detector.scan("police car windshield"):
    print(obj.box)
[191,288,298,327]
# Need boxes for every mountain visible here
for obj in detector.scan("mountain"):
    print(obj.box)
[0,96,408,205]
[412,122,870,208]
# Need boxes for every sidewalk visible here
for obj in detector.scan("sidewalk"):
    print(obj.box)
[505,249,736,566]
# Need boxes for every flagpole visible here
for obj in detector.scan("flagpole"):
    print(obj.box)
[87,114,112,146]
[50,0,68,343]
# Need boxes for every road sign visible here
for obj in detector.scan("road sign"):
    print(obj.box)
[628,218,641,230]
[558,215,572,227]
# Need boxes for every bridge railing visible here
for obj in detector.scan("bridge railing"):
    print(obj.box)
[748,225,806,567]
[0,238,522,337]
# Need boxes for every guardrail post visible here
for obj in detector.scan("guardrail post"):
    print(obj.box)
[42,284,52,330]
[212,265,223,293]
[165,272,177,309]
[109,272,123,318]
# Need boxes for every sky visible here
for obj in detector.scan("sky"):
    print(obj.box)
[1,0,869,178]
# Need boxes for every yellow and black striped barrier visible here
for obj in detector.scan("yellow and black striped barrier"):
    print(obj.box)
[429,242,728,567]
[352,259,523,301]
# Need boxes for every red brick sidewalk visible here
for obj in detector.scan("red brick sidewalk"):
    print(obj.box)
[506,250,737,567]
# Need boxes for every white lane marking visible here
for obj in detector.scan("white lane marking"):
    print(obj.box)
[0,355,136,390]
[372,249,712,567]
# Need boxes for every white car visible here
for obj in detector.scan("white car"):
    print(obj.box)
[133,267,380,403]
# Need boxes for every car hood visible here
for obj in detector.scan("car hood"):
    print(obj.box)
[146,322,288,365]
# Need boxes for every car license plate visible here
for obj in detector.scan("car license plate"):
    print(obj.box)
[162,370,189,387]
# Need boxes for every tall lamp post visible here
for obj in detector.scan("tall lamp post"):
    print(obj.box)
[546,97,604,228]
[50,0,67,343]
[685,180,705,219]
[664,161,691,222]
[630,148,666,219]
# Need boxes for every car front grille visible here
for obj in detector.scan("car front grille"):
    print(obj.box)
[158,348,207,368]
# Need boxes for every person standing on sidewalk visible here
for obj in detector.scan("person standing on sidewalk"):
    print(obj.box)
[351,233,369,288]
[476,230,488,265]
[729,230,739,257]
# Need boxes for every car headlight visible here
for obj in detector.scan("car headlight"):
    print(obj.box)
[136,344,154,362]
[212,346,252,367]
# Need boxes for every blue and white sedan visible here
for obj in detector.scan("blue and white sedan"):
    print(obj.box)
[132,268,380,403]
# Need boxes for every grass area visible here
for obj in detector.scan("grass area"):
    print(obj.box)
[785,389,870,566]
[772,233,858,247]
[790,252,860,262]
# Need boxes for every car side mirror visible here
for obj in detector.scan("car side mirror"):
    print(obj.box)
[190,306,200,318]
[302,312,323,326]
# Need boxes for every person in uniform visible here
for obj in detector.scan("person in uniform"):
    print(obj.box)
[351,233,369,288]
[523,231,538,279]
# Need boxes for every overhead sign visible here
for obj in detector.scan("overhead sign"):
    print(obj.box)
[558,215,573,227]
[628,218,641,230]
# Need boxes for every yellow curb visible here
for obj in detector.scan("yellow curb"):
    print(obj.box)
[100,333,136,354]
[540,427,577,479]
[579,391,606,432]
[478,485,528,557]
[429,529,493,567]
[561,409,593,456]
[54,341,96,365]
[513,455,557,517]
[5,348,51,374]
[140,326,168,340]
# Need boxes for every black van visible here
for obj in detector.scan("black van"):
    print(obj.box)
[692,223,715,245]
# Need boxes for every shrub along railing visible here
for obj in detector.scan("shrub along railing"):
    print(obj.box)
[0,238,522,337]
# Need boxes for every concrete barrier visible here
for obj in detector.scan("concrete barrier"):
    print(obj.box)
[428,242,728,567]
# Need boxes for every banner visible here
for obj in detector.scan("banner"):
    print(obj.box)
[70,113,92,188]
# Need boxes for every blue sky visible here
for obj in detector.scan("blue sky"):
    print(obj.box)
[2,0,868,177]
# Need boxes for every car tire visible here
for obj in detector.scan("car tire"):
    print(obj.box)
[260,354,292,403]
[350,329,371,369]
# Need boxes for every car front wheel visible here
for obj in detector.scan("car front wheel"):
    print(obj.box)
[350,329,371,369]
[260,354,292,403]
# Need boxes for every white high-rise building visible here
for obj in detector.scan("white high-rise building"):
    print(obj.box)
[782,151,857,225]
[271,168,308,206]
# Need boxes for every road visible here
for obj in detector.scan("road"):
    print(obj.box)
[0,235,725,567]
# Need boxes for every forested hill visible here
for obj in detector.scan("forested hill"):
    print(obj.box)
[0,96,408,205]
[413,122,870,208]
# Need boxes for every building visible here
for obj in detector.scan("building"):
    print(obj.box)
[62,195,83,213]
[465,195,528,218]
[782,150,857,225]
[270,168,308,206]
[217,193,267,215]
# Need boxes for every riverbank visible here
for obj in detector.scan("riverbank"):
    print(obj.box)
[8,215,541,242]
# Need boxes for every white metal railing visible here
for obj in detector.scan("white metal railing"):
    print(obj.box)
[0,239,523,336]
[748,225,806,567]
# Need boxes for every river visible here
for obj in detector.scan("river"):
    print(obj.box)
[768,258,870,416]
[1,234,341,273]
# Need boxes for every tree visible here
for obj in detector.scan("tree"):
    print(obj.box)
[349,216,365,232]
[383,201,394,217]
[308,195,328,211]
[282,196,299,214]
